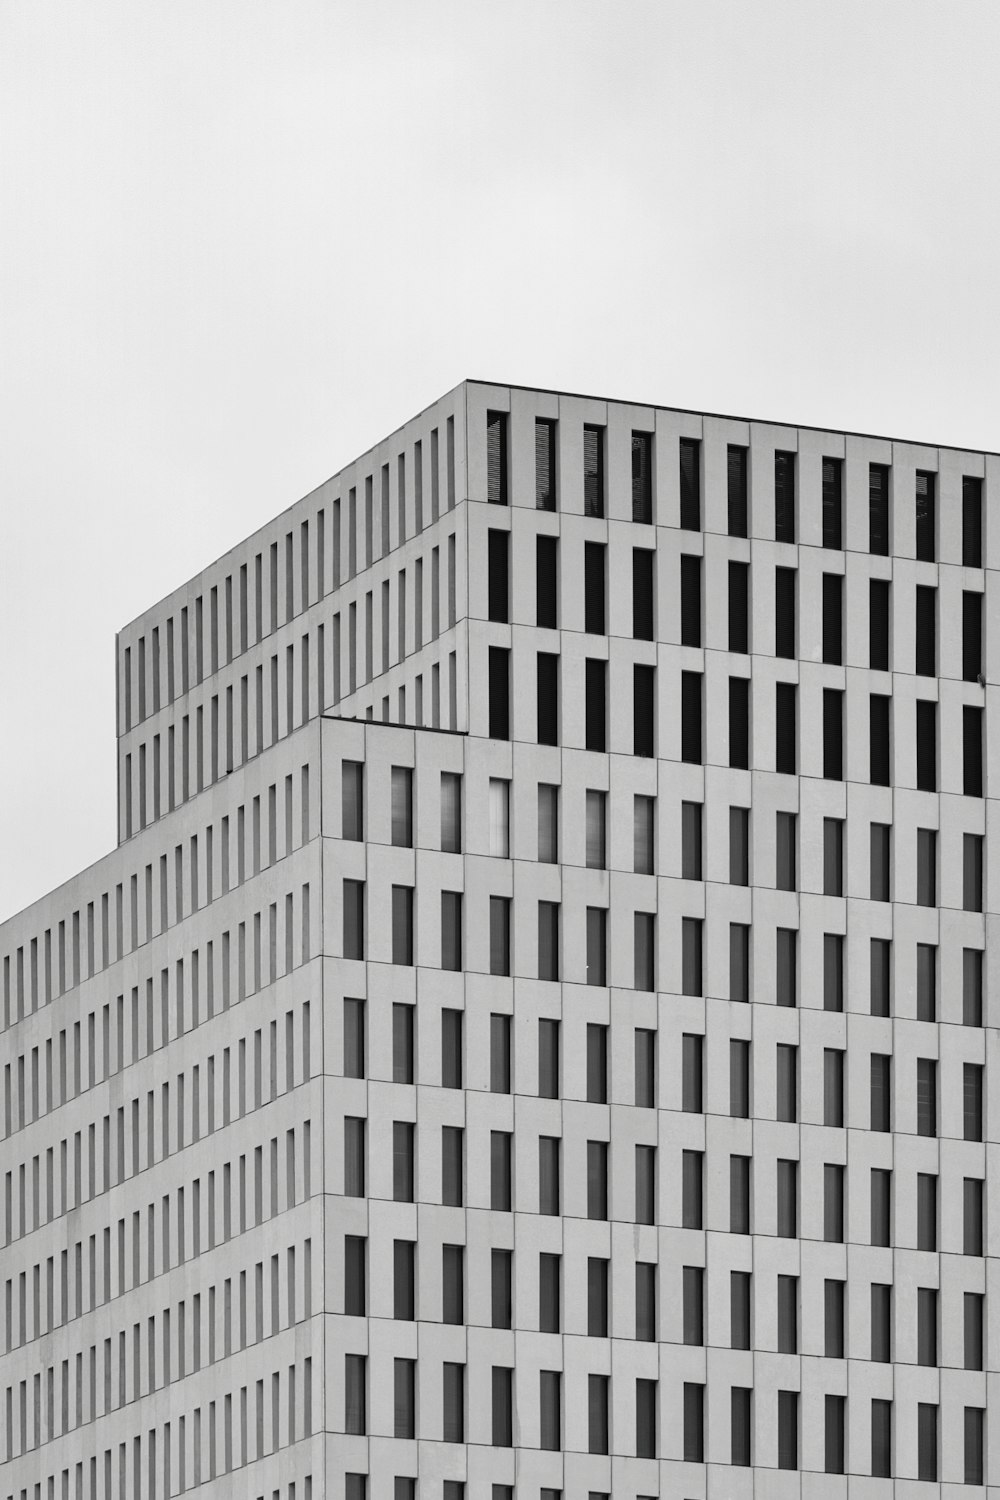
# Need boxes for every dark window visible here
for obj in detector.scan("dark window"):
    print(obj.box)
[441,772,462,852]
[966,1292,985,1370]
[636,1262,656,1342]
[728,560,749,652]
[963,589,983,680]
[917,1058,937,1137]
[345,1234,367,1316]
[871,1399,892,1478]
[964,705,984,796]
[965,1407,985,1486]
[490,1013,511,1091]
[731,1272,752,1349]
[916,943,936,1021]
[588,1374,610,1455]
[343,879,365,960]
[538,783,558,862]
[777,1390,798,1470]
[963,948,983,1026]
[776,1158,797,1237]
[584,658,607,752]
[917,1404,938,1483]
[963,475,983,566]
[870,1054,891,1132]
[728,444,748,536]
[490,897,511,977]
[584,541,606,633]
[823,689,843,780]
[827,1392,845,1476]
[588,1257,609,1337]
[488,646,510,739]
[965,1063,984,1141]
[729,677,750,769]
[774,451,796,543]
[443,1362,465,1443]
[871,1168,891,1247]
[635,1028,656,1107]
[917,827,937,906]
[869,694,890,785]
[539,1252,560,1333]
[588,1139,609,1219]
[680,1382,701,1462]
[730,1154,751,1234]
[774,567,796,657]
[917,1286,938,1366]
[680,554,702,646]
[777,1273,798,1352]
[682,1032,704,1113]
[824,1048,845,1126]
[539,1370,561,1450]
[391,765,413,846]
[441,891,463,972]
[776,1043,797,1122]
[681,671,702,762]
[636,1144,656,1224]
[538,1018,560,1098]
[486,412,508,505]
[775,682,797,773]
[869,578,890,669]
[823,817,844,896]
[869,463,890,555]
[491,1249,512,1327]
[586,907,607,986]
[583,425,604,517]
[633,664,655,756]
[586,1023,608,1103]
[488,529,510,623]
[732,1388,752,1467]
[539,1136,560,1214]
[776,927,797,1007]
[679,438,701,529]
[824,1164,845,1243]
[824,1280,845,1358]
[342,761,364,840]
[632,431,653,522]
[343,996,366,1079]
[870,822,891,901]
[492,1367,513,1447]
[870,938,891,1016]
[536,652,559,745]
[682,917,703,996]
[491,1132,512,1211]
[634,912,655,991]
[964,1177,984,1256]
[386,1122,410,1200]
[730,923,750,1003]
[345,1353,367,1435]
[915,469,936,560]
[871,1283,892,1362]
[392,1003,414,1083]
[632,548,654,639]
[822,573,843,663]
[391,885,414,966]
[441,1008,463,1088]
[730,1039,750,1117]
[393,1239,415,1320]
[535,418,557,510]
[681,800,703,880]
[917,1172,937,1250]
[683,1265,704,1345]
[535,534,558,628]
[442,1243,464,1324]
[441,1125,463,1206]
[915,584,936,675]
[822,457,843,548]
[634,794,655,873]
[730,806,750,885]
[682,1148,703,1228]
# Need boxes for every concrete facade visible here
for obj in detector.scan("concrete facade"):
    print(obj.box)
[2,381,999,1497]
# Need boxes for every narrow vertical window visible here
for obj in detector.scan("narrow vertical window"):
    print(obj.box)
[489,898,511,977]
[963,590,983,680]
[489,778,510,857]
[679,437,701,529]
[775,810,797,890]
[869,463,890,555]
[537,784,559,863]
[633,794,655,874]
[584,541,606,633]
[583,425,605,517]
[727,444,748,537]
[823,817,844,896]
[962,475,983,566]
[774,567,796,657]
[681,800,703,880]
[776,929,797,1006]
[916,828,937,906]
[775,682,797,774]
[823,688,843,780]
[585,908,607,986]
[536,652,559,746]
[486,411,508,504]
[681,671,703,763]
[487,530,509,623]
[869,694,891,785]
[631,430,653,522]
[729,677,750,769]
[728,561,749,652]
[822,457,842,548]
[536,534,558,628]
[869,578,890,669]
[488,646,510,739]
[730,806,750,885]
[914,584,936,675]
[964,706,983,797]
[774,450,796,543]
[586,790,607,869]
[535,418,556,510]
[822,573,843,663]
[915,469,936,561]
[633,664,655,757]
[341,762,364,840]
[632,547,654,639]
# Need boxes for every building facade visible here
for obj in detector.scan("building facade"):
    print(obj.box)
[1,380,998,1499]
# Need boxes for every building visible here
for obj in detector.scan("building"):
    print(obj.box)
[1,379,997,1499]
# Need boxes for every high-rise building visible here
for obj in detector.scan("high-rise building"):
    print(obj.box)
[1,380,995,1497]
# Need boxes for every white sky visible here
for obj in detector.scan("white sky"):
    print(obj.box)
[2,0,999,920]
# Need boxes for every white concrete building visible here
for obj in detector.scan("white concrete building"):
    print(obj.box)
[2,381,998,1498]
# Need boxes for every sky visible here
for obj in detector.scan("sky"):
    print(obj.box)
[1,0,999,920]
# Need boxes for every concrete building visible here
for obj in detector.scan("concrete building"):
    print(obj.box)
[2,380,998,1499]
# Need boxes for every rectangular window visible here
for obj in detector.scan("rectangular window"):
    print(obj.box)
[964,1063,984,1141]
[776,810,797,890]
[392,1122,414,1201]
[915,469,936,560]
[679,437,701,529]
[489,897,511,977]
[441,772,462,852]
[632,430,653,522]
[728,560,749,652]
[488,646,510,739]
[391,886,414,966]
[489,778,510,858]
[682,1148,703,1229]
[824,1048,844,1126]
[776,1043,797,1122]
[635,1027,656,1107]
[535,418,557,510]
[824,1279,845,1358]
[681,800,703,880]
[490,1014,511,1093]
[634,794,655,874]
[392,1003,414,1084]
[586,907,607,985]
[440,1242,465,1325]
[491,1248,512,1327]
[588,1373,609,1455]
[730,1154,751,1234]
[822,572,843,662]
[634,663,655,756]
[963,589,983,680]
[632,547,654,639]
[538,1018,560,1099]
[823,688,844,780]
[825,1397,846,1476]
[584,541,606,633]
[731,1271,751,1350]
[824,933,844,1012]
[964,1177,984,1255]
[394,1239,415,1320]
[917,1172,938,1250]
[777,1390,798,1470]
[870,693,891,785]
[964,705,984,796]
[871,1168,891,1247]
[442,1125,464,1206]
[822,456,843,548]
[539,1370,561,1450]
[486,412,508,505]
[823,818,844,896]
[916,942,936,1021]
[587,1140,609,1219]
[640,1378,661,1460]
[869,578,890,669]
[488,529,509,623]
[871,1399,892,1478]
[963,474,983,565]
[963,948,983,1027]
[682,917,703,996]
[538,904,560,981]
[917,827,937,906]
[732,1387,752,1467]
[869,463,890,554]
[870,822,891,901]
[491,1132,512,1211]
[441,891,463,972]
[965,1407,985,1486]
[491,1366,513,1447]
[870,1053,891,1132]
[776,1159,798,1237]
[635,1261,656,1342]
[443,1362,465,1443]
[728,444,748,536]
[917,1285,938,1366]
[730,806,750,884]
[588,1257,609,1337]
[536,652,559,745]
[774,566,796,657]
[635,1143,656,1224]
[916,699,937,791]
[586,1023,608,1104]
[538,783,559,863]
[343,997,366,1079]
[917,1404,938,1483]
[681,671,702,763]
[342,761,364,840]
[775,682,797,774]
[683,1265,704,1345]
[777,1273,798,1353]
[730,1039,750,1117]
[680,554,701,646]
[345,1235,367,1316]
[345,1353,367,1435]
[730,922,750,1002]
[586,790,607,869]
[824,1163,845,1243]
[583,425,604,517]
[394,1358,416,1439]
[776,928,797,1007]
[539,1136,560,1214]
[441,1009,463,1089]
[729,676,750,768]
[584,657,607,752]
[682,1033,704,1113]
[774,451,796,543]
[915,583,936,674]
[391,766,413,846]
[343,880,365,961]
[966,1292,984,1369]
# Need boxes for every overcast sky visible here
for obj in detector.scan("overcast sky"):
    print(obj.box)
[2,0,999,920]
